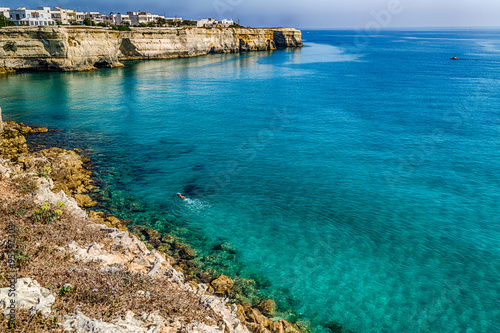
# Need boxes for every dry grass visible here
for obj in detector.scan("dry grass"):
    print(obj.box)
[0,178,223,332]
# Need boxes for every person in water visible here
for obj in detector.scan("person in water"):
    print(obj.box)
[176,193,187,200]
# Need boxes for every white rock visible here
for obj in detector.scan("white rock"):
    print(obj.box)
[0,278,55,316]
[35,177,86,219]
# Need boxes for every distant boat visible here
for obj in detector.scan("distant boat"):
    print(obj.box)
[451,56,459,60]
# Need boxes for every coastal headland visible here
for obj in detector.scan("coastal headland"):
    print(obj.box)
[0,26,303,72]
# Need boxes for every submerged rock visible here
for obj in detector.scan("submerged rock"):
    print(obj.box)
[257,299,277,317]
[74,193,97,208]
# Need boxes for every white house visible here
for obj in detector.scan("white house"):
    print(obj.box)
[51,7,70,25]
[75,11,85,24]
[10,7,55,26]
[116,13,131,26]
[197,18,217,27]
[85,12,104,24]
[103,13,117,25]
[196,18,233,28]
[127,11,157,25]
[165,17,182,24]
[0,7,9,19]
[220,19,234,26]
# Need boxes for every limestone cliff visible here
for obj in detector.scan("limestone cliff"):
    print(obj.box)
[0,26,302,72]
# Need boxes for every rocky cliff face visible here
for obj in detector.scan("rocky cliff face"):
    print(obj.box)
[0,26,302,72]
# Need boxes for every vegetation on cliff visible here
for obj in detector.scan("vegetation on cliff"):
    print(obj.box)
[0,15,15,27]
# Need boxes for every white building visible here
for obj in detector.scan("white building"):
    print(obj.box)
[103,13,117,25]
[85,12,104,24]
[127,11,156,26]
[197,18,217,27]
[116,13,131,26]
[51,7,69,25]
[220,19,234,26]
[196,18,232,28]
[0,7,9,19]
[165,17,182,24]
[10,7,55,26]
[75,12,85,24]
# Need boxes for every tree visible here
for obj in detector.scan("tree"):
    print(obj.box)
[181,20,196,26]
[97,22,107,27]
[0,14,15,27]
[83,18,95,26]
[156,17,167,27]
[118,24,131,31]
[56,20,63,26]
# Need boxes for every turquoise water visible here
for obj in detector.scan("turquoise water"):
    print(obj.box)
[1,29,500,332]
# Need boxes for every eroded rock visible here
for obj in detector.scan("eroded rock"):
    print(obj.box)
[0,278,55,316]
[211,275,234,295]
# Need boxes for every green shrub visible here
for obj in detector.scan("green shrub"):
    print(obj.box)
[110,24,118,30]
[97,22,107,27]
[181,20,196,26]
[118,24,131,31]
[57,285,73,296]
[33,201,65,224]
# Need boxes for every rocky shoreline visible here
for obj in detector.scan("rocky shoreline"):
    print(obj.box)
[0,109,309,332]
[0,26,303,73]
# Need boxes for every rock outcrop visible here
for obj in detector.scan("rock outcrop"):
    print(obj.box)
[0,278,55,316]
[0,26,303,72]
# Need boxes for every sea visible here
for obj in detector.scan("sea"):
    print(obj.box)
[1,29,499,333]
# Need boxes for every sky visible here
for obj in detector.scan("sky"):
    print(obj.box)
[1,0,498,29]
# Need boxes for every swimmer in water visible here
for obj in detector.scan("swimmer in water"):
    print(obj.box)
[176,193,187,200]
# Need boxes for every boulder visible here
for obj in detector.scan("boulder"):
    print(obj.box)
[245,308,271,327]
[280,321,300,333]
[257,299,276,317]
[246,322,271,333]
[211,274,234,295]
[179,246,197,259]
[74,193,98,208]
[269,322,284,333]
[35,177,87,219]
[0,278,55,316]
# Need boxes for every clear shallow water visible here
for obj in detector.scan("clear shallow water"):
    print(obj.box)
[1,29,500,332]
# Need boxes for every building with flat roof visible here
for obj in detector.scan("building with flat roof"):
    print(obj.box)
[10,7,55,26]
[0,7,10,18]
